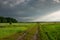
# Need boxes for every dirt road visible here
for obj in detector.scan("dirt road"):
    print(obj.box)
[17,25,40,40]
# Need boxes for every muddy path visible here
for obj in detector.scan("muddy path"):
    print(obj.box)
[17,25,40,40]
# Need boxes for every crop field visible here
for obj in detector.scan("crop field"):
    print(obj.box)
[0,22,60,40]
[40,22,60,40]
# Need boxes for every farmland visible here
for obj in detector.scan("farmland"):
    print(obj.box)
[0,22,60,40]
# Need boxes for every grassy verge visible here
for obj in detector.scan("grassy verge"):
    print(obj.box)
[40,23,60,40]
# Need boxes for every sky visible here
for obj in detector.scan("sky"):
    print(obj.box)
[0,0,60,22]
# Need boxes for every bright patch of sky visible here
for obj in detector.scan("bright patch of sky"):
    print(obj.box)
[34,10,60,22]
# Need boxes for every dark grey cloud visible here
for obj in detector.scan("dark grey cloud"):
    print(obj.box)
[0,0,60,21]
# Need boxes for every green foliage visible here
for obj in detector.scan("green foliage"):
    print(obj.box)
[0,16,7,23]
[0,16,18,23]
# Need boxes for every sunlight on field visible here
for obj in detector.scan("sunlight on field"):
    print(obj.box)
[0,27,27,38]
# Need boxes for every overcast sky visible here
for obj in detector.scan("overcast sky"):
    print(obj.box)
[0,0,60,22]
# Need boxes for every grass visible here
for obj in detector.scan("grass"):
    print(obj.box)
[40,22,60,40]
[0,23,36,38]
[0,22,60,40]
[0,27,27,38]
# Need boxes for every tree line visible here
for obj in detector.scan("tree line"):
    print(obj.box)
[0,16,18,23]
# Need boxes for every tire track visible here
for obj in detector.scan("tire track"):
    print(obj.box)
[16,32,27,40]
[32,28,38,40]
[32,22,40,40]
[16,25,39,40]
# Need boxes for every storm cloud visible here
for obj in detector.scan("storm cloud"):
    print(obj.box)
[0,0,60,22]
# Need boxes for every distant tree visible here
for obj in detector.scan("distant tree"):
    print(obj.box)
[9,22,12,25]
[0,16,7,23]
[0,16,18,23]
[6,17,18,23]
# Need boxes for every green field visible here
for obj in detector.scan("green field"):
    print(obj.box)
[0,22,60,40]
[0,23,36,38]
[39,22,60,40]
